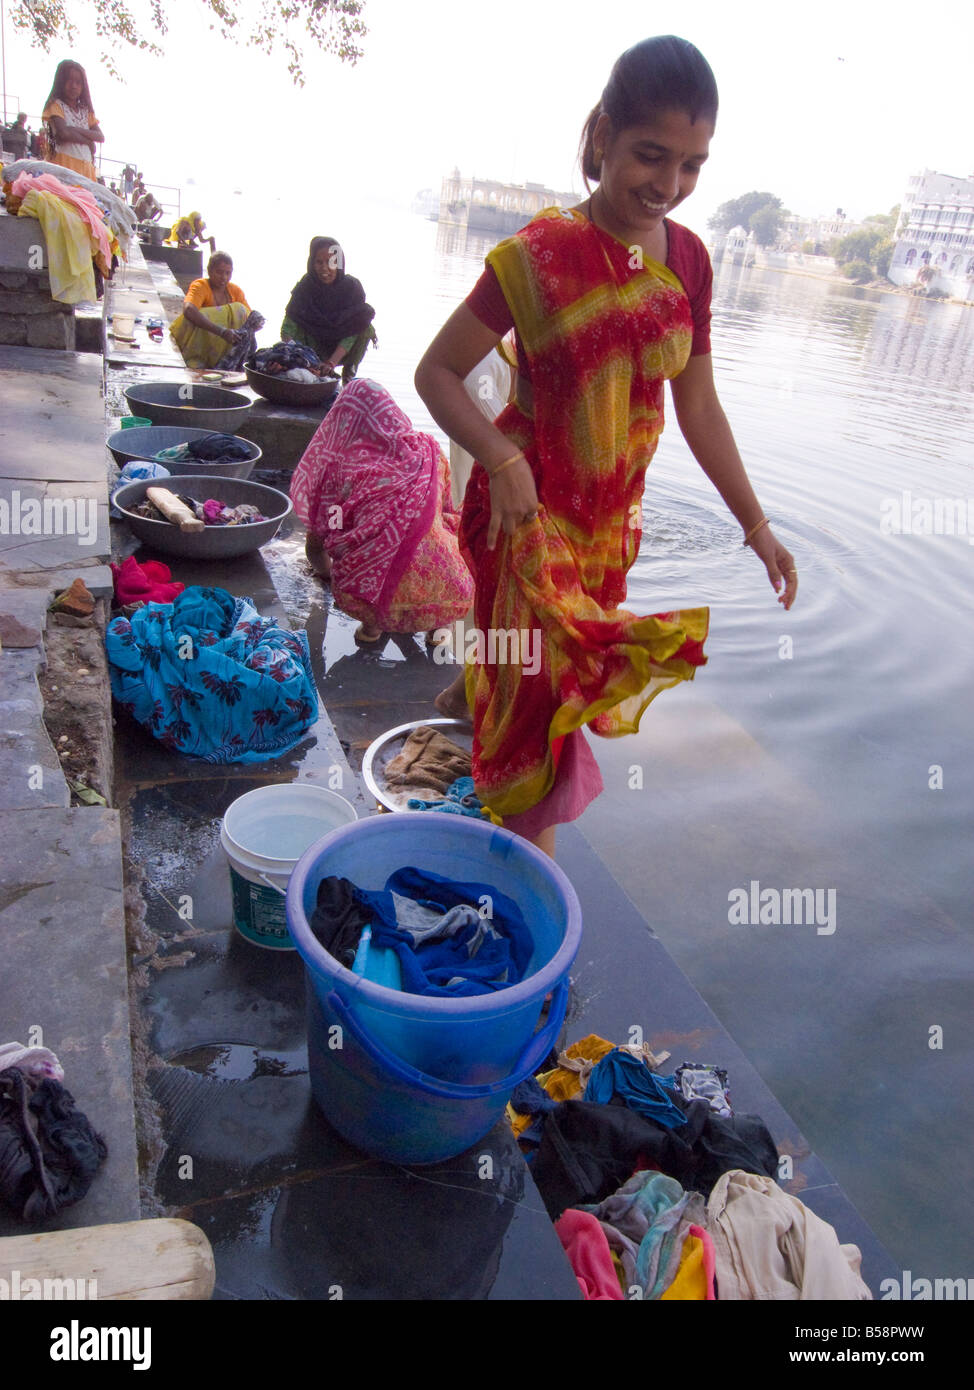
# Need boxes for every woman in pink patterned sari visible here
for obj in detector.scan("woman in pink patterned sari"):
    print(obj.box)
[290,379,473,642]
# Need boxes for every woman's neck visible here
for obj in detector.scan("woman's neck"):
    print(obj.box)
[577,194,669,266]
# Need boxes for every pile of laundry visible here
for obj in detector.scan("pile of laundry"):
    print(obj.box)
[310,867,532,996]
[105,585,318,762]
[128,493,266,527]
[3,167,117,303]
[0,1041,106,1222]
[509,1035,872,1301]
[153,432,253,465]
[382,724,495,821]
[249,340,326,380]
[0,158,136,242]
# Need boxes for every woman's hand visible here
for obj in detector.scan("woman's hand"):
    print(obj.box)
[749,525,798,610]
[486,458,539,549]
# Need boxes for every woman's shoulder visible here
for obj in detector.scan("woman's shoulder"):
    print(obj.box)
[42,99,64,119]
[491,207,589,265]
[667,220,712,270]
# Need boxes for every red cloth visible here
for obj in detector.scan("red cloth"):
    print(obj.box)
[466,217,713,369]
[555,1209,625,1300]
[111,555,185,605]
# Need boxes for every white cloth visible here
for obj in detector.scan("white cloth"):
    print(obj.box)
[0,1040,65,1083]
[707,1169,872,1300]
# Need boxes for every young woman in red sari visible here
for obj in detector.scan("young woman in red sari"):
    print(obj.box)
[416,35,797,856]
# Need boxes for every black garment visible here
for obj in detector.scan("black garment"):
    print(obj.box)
[530,1095,779,1220]
[250,341,322,374]
[310,875,372,969]
[284,236,375,343]
[0,1069,107,1222]
[186,432,253,462]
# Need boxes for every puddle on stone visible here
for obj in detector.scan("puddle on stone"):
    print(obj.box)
[169,1042,308,1081]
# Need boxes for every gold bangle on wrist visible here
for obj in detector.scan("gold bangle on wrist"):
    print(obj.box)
[743,516,769,547]
[486,450,526,481]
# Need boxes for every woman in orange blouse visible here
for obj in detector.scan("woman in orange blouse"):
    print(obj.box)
[169,251,255,369]
[42,60,103,182]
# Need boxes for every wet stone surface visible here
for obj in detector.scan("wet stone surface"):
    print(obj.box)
[115,517,897,1297]
[126,779,579,1300]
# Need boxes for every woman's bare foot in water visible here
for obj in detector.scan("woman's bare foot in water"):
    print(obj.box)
[354,622,383,644]
[305,533,331,579]
[434,669,470,720]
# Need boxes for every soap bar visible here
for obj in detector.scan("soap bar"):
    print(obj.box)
[145,486,204,532]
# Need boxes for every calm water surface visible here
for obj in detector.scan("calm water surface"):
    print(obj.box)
[208,185,974,1274]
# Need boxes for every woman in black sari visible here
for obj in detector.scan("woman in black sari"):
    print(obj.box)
[281,237,376,382]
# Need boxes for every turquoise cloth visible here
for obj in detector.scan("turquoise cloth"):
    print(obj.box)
[105,585,318,763]
[406,775,487,818]
[585,1049,688,1130]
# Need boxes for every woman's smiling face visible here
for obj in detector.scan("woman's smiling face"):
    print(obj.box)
[594,108,712,240]
[313,244,342,284]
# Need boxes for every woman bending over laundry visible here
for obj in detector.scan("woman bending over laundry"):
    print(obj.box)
[170,252,261,370]
[281,237,377,383]
[290,379,473,644]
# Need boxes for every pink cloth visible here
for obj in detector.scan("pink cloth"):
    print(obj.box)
[290,380,472,630]
[555,1209,624,1300]
[111,555,184,606]
[501,727,604,837]
[11,170,112,267]
[688,1223,717,1300]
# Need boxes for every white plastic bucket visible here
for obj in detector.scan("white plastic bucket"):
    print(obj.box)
[113,312,135,338]
[221,783,358,949]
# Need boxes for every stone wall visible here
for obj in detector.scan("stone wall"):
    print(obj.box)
[0,211,76,350]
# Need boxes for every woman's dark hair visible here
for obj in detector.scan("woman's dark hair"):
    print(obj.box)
[207,251,233,274]
[45,59,94,112]
[579,36,718,185]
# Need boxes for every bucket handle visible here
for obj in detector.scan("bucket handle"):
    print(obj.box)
[325,982,569,1101]
[256,872,287,897]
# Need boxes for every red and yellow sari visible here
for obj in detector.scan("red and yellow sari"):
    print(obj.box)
[461,207,710,821]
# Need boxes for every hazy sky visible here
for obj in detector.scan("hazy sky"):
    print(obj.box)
[4,0,972,237]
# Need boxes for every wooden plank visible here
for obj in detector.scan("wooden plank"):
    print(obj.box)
[0,1218,215,1300]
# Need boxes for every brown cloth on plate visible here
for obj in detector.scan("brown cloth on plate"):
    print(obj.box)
[383,725,471,795]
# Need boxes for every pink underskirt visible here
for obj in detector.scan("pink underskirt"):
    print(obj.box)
[500,728,604,837]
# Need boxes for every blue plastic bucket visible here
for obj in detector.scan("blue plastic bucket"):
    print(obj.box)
[286,813,582,1163]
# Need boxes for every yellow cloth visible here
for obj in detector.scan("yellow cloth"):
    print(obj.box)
[169,300,250,369]
[660,1233,708,1300]
[507,1034,616,1136]
[16,187,96,303]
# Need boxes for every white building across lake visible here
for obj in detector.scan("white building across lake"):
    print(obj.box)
[888,168,974,299]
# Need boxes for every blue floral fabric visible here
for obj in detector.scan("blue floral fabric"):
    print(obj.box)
[105,585,318,762]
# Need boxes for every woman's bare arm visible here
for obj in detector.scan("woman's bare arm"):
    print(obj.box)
[416,305,539,545]
[670,352,797,609]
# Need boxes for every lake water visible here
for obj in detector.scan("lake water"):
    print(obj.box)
[203,184,974,1276]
